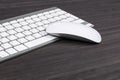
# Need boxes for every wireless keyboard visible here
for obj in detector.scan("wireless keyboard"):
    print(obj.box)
[0,7,94,62]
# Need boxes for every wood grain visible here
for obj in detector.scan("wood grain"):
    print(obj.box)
[0,0,120,80]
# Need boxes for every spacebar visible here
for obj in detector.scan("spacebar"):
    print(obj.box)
[24,35,56,48]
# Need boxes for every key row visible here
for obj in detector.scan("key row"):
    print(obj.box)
[0,31,48,50]
[0,10,77,28]
[0,30,47,44]
[0,15,69,32]
[0,35,56,58]
[0,9,67,27]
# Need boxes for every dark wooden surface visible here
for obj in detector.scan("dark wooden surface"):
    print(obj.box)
[0,0,120,80]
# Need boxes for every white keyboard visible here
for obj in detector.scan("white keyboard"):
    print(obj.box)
[0,7,94,62]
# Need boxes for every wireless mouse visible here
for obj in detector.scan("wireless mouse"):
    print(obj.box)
[46,22,102,43]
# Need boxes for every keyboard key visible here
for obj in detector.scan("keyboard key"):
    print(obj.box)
[39,31,47,36]
[37,27,45,31]
[22,26,31,30]
[43,12,49,15]
[25,35,35,40]
[18,38,28,43]
[45,14,53,18]
[7,30,17,34]
[6,25,14,30]
[14,45,27,51]
[15,33,25,38]
[1,38,9,43]
[49,9,56,13]
[38,16,47,20]
[35,22,44,26]
[7,35,17,40]
[24,35,56,48]
[41,20,50,24]
[0,51,9,57]
[10,20,18,24]
[23,31,32,35]
[15,28,24,32]
[54,16,62,20]
[54,8,62,12]
[10,40,20,46]
[30,29,39,33]
[32,18,41,21]
[29,24,37,28]
[12,23,21,28]
[19,21,28,26]
[1,43,12,49]
[66,17,75,22]
[26,19,34,23]
[2,22,10,26]
[6,48,17,54]
[30,15,38,18]
[17,18,24,22]
[37,13,43,17]
[32,33,42,38]
[24,17,31,20]
[56,10,66,15]
[0,32,9,37]
[5,25,14,30]
[48,18,56,22]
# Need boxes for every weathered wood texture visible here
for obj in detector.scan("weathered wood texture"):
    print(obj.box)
[0,0,120,80]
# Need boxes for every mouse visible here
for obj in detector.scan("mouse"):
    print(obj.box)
[46,22,102,43]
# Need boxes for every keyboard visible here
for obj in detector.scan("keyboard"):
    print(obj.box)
[0,7,94,62]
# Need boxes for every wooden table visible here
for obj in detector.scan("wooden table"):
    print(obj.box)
[0,0,120,80]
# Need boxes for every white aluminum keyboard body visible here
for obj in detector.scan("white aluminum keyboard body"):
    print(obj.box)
[0,7,94,62]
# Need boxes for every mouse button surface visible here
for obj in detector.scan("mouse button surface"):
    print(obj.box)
[78,28,102,43]
[69,26,102,43]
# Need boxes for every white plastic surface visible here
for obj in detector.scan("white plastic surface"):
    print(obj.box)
[46,22,102,43]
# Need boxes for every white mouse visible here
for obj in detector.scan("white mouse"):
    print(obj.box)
[46,22,102,43]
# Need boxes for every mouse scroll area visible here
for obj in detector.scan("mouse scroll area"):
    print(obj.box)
[46,22,102,43]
